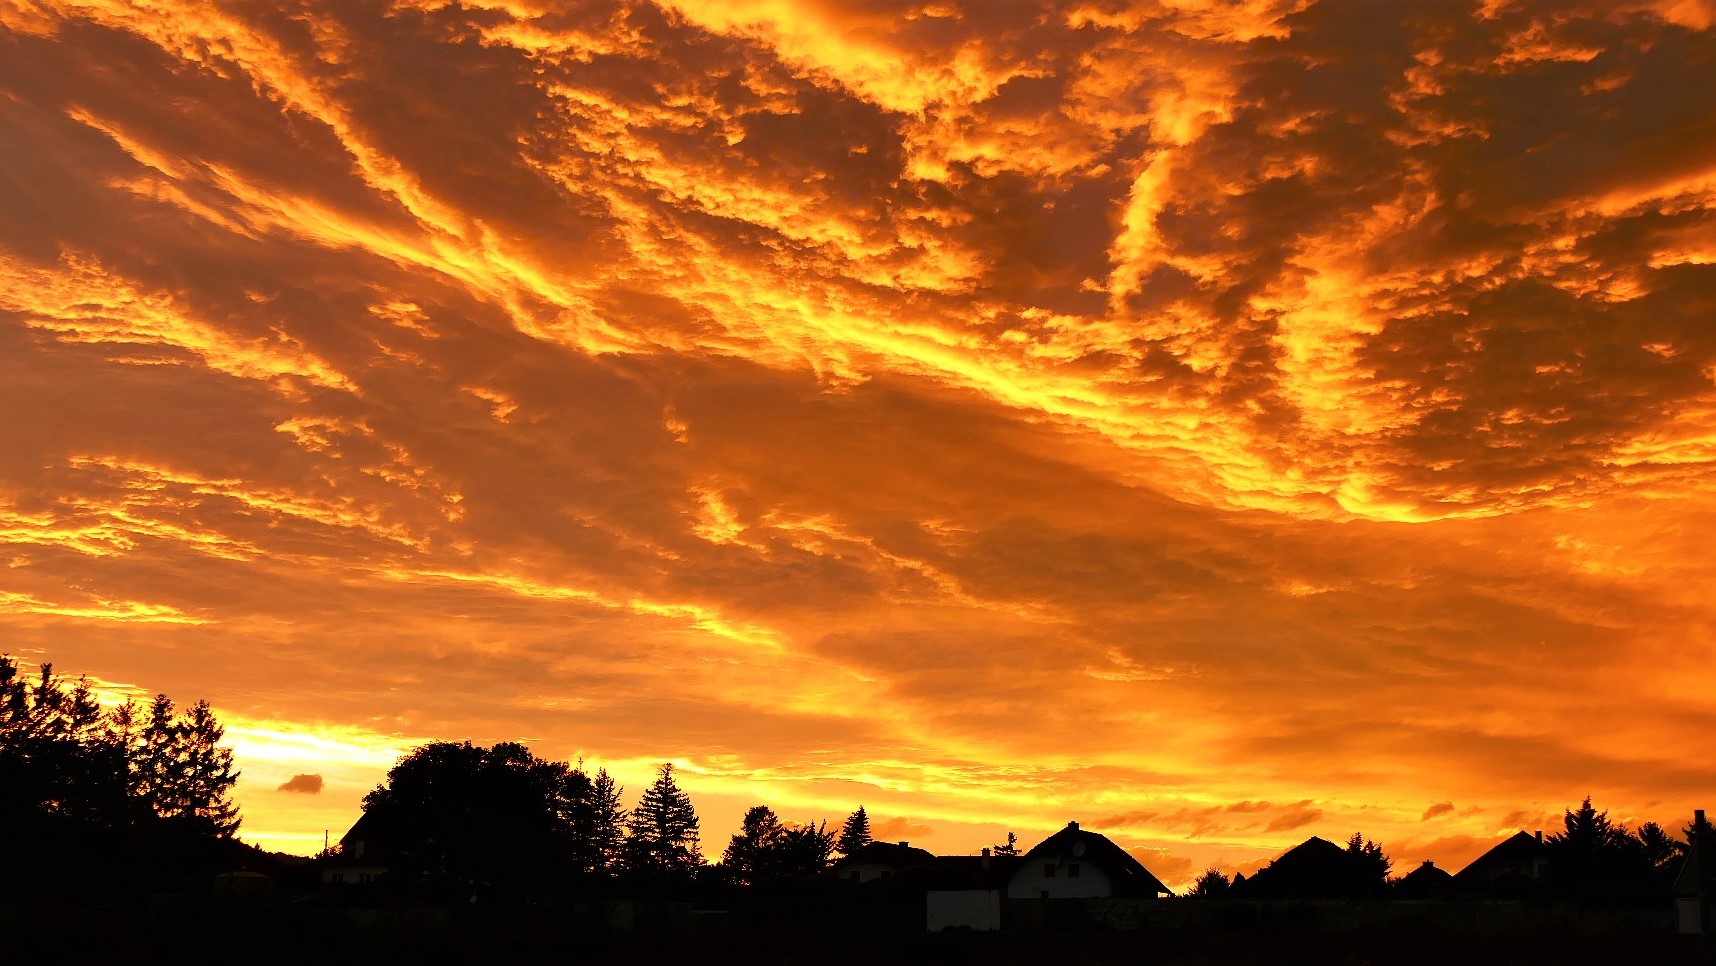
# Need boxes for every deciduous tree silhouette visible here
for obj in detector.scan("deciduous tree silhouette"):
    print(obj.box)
[723,805,786,884]
[776,819,836,876]
[836,805,872,857]
[1189,868,1231,897]
[361,741,577,894]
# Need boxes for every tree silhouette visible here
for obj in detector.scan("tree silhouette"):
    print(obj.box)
[1637,821,1681,868]
[836,805,872,857]
[723,805,786,884]
[1189,868,1231,897]
[723,807,835,883]
[562,761,627,875]
[623,763,702,880]
[590,766,626,870]
[361,741,577,894]
[0,654,245,896]
[1545,796,1654,895]
[175,701,240,835]
[993,831,1019,856]
[776,819,836,876]
[1345,832,1391,887]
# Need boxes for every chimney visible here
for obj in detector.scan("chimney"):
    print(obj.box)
[1420,860,1434,869]
[981,847,991,869]
[1067,821,1079,831]
[1697,809,1707,829]
[899,841,909,847]
[1535,830,1543,845]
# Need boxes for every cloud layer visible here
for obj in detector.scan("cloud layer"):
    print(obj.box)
[4,0,1715,884]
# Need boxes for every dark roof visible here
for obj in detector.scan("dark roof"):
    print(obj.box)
[835,841,937,869]
[1453,831,1543,883]
[1396,860,1455,898]
[1229,836,1378,899]
[1673,839,1716,898]
[340,811,380,848]
[1017,823,1171,897]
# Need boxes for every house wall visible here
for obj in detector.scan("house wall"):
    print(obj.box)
[926,890,1001,932]
[1007,857,1114,899]
[837,861,900,883]
[321,864,386,885]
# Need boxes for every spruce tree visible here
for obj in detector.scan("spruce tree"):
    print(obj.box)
[836,805,872,857]
[178,700,240,835]
[591,767,626,871]
[136,694,183,818]
[623,763,701,878]
[562,761,627,874]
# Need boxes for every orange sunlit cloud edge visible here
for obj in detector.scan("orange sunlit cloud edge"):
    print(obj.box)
[2,0,1715,888]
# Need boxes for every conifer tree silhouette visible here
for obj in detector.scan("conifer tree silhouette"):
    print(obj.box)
[836,805,872,857]
[623,763,701,878]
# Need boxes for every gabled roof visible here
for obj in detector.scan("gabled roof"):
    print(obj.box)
[836,841,936,868]
[1017,822,1171,897]
[1453,831,1543,883]
[340,810,381,849]
[1674,830,1716,899]
[1396,860,1455,898]
[1229,836,1377,899]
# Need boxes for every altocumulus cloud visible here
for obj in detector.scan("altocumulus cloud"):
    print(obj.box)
[0,0,1714,884]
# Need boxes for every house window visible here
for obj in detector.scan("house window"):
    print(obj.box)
[331,872,344,883]
[359,872,372,884]
[1044,863,1056,877]
[1067,863,1080,878]
[849,870,861,882]
[881,870,892,879]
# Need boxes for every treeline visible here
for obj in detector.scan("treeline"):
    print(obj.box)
[0,654,250,898]
[348,740,890,896]
[8,653,1707,909]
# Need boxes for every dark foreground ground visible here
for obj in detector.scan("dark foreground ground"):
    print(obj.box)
[3,902,1708,966]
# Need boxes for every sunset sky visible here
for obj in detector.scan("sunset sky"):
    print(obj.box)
[4,0,1716,889]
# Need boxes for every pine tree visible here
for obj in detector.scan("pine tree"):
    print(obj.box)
[993,831,1019,856]
[623,763,701,878]
[836,805,872,857]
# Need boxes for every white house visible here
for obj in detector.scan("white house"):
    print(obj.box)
[833,840,936,883]
[1006,821,1172,899]
[320,812,389,887]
